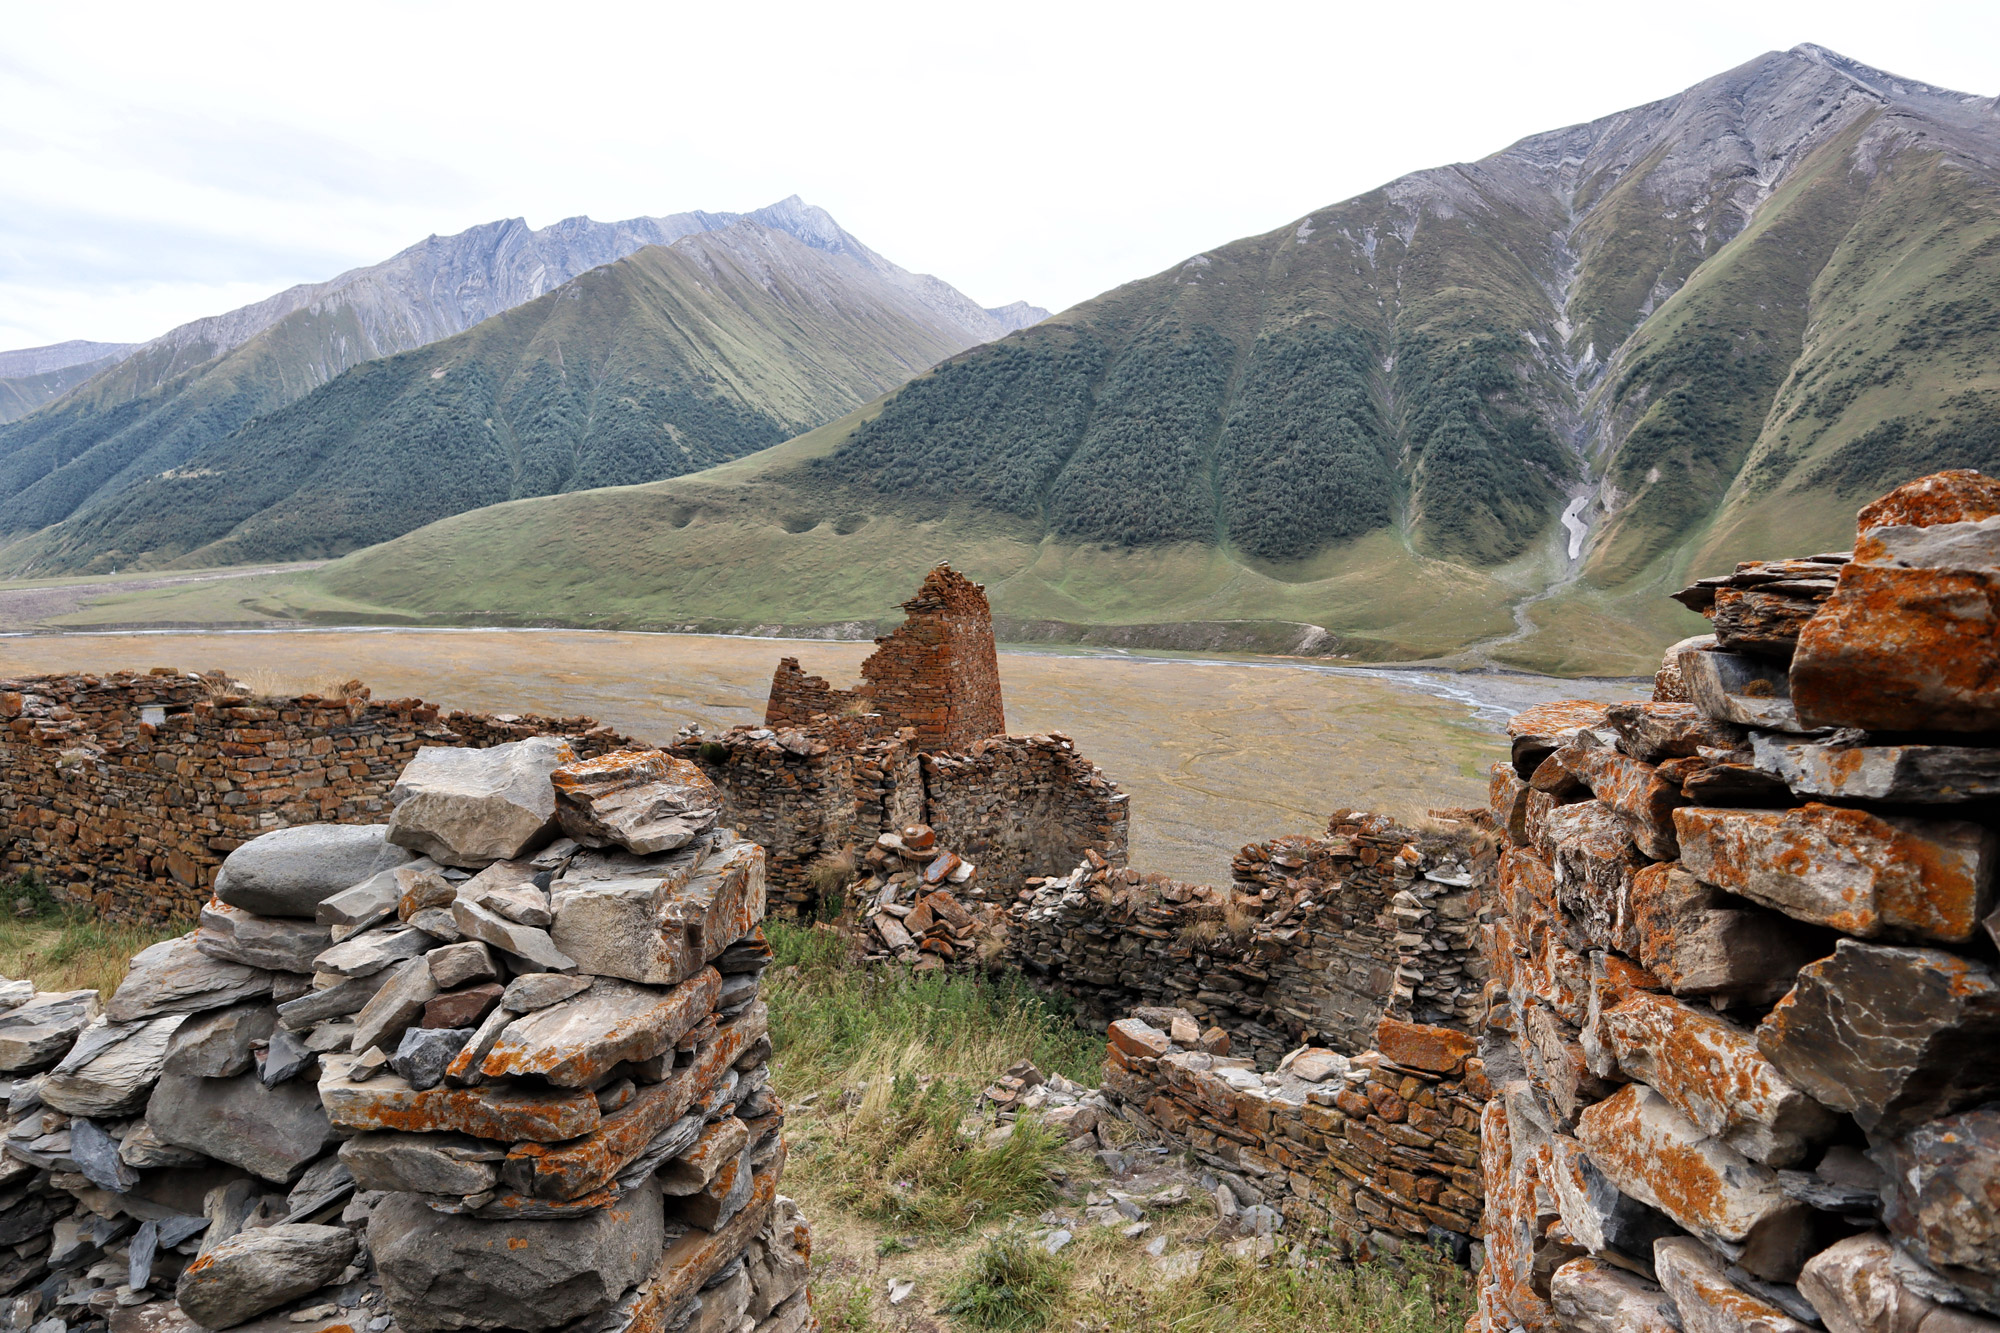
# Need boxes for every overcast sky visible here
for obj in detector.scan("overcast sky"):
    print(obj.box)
[2,0,1995,351]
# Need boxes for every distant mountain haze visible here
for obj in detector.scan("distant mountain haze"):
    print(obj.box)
[302,45,2000,675]
[0,197,1046,568]
[0,341,140,425]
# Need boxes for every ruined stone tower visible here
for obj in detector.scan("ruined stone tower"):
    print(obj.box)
[764,564,1005,753]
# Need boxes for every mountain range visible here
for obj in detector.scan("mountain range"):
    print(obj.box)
[0,199,1044,570]
[9,45,1998,677]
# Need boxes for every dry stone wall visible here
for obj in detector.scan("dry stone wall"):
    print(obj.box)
[0,738,814,1333]
[1475,471,2000,1333]
[1102,1010,1488,1265]
[1,671,632,924]
[675,722,1126,914]
[1009,814,1492,1067]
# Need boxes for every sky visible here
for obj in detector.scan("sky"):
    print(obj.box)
[2,0,1996,351]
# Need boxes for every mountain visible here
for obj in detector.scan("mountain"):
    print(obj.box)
[0,341,140,425]
[0,198,1045,566]
[4,217,1048,571]
[276,45,1999,674]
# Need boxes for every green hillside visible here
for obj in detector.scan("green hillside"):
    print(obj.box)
[0,224,1003,573]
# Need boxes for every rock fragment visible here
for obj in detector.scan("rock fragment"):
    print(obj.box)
[174,1223,357,1330]
[195,904,329,974]
[106,935,273,1023]
[215,824,414,918]
[145,1069,338,1183]
[387,737,576,866]
[552,749,721,855]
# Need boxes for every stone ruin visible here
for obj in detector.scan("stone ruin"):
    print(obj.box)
[0,739,813,1333]
[1476,469,2000,1333]
[763,564,1004,754]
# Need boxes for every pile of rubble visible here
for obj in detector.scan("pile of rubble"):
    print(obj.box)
[1479,470,2000,1333]
[1010,820,1492,1065]
[853,824,1007,971]
[0,738,815,1333]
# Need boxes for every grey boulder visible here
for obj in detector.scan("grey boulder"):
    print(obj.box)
[146,1069,338,1184]
[387,737,576,867]
[105,935,272,1023]
[0,989,100,1072]
[175,1223,358,1329]
[196,904,330,975]
[164,1003,277,1079]
[369,1182,664,1331]
[217,823,414,918]
[41,1013,186,1116]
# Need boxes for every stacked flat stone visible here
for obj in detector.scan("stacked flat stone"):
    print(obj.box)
[1477,471,2000,1333]
[855,823,1005,969]
[1101,1009,1487,1267]
[1010,815,1492,1065]
[0,739,814,1333]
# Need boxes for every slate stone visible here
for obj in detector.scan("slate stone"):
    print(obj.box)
[452,898,576,973]
[1872,1103,2000,1314]
[0,989,100,1072]
[350,956,440,1055]
[422,984,502,1030]
[1550,1258,1680,1333]
[1628,865,1829,1005]
[427,942,499,990]
[164,1003,276,1079]
[1755,940,2000,1135]
[443,1002,515,1087]
[391,1026,472,1091]
[368,1182,663,1331]
[1605,991,1837,1167]
[1677,645,1803,730]
[481,972,719,1088]
[501,973,594,1013]
[285,1154,356,1221]
[258,1028,314,1085]
[146,1068,338,1184]
[118,1119,210,1169]
[318,1054,601,1142]
[174,1223,358,1329]
[403,907,462,943]
[1507,700,1613,779]
[275,969,393,1032]
[216,823,414,918]
[551,750,721,855]
[1752,734,2000,805]
[550,839,763,986]
[658,1117,750,1196]
[1547,1135,1679,1262]
[41,1013,186,1116]
[1654,1236,1813,1333]
[1576,1083,1816,1281]
[1798,1232,1982,1333]
[312,926,436,979]
[69,1116,139,1192]
[0,978,33,1012]
[387,737,576,867]
[337,1131,503,1196]
[395,868,458,921]
[1676,804,1997,945]
[105,936,272,1023]
[195,905,330,975]
[316,864,414,932]
[461,861,550,926]
[1792,515,2000,733]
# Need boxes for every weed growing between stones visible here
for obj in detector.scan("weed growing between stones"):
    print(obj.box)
[940,1229,1072,1329]
[0,872,182,994]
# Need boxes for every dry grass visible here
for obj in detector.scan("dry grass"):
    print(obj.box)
[0,876,183,995]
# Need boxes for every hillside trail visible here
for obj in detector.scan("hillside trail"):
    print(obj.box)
[1450,483,1598,668]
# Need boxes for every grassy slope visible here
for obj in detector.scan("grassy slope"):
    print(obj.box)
[0,229,981,577]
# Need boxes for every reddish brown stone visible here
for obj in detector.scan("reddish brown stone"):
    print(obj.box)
[1675,803,1997,944]
[1567,748,1689,861]
[1629,864,1828,1005]
[1854,469,2000,531]
[1376,1017,1475,1075]
[1508,701,1612,778]
[623,1167,778,1333]
[423,983,503,1030]
[482,971,719,1088]
[318,1055,600,1142]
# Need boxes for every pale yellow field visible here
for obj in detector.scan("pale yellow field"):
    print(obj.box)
[0,630,1638,883]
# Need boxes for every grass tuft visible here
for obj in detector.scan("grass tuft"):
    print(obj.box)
[1067,1250,1475,1333]
[941,1229,1071,1330]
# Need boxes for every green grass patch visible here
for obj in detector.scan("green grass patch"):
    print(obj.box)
[0,874,185,996]
[941,1229,1072,1330]
[1067,1249,1475,1333]
[763,921,1100,1234]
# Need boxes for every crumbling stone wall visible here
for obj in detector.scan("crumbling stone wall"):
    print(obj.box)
[674,721,1126,914]
[1011,814,1493,1067]
[765,564,1004,753]
[1,670,632,924]
[1475,471,2000,1333]
[1102,1011,1487,1264]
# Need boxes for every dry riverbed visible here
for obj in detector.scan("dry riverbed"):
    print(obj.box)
[0,630,1637,883]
